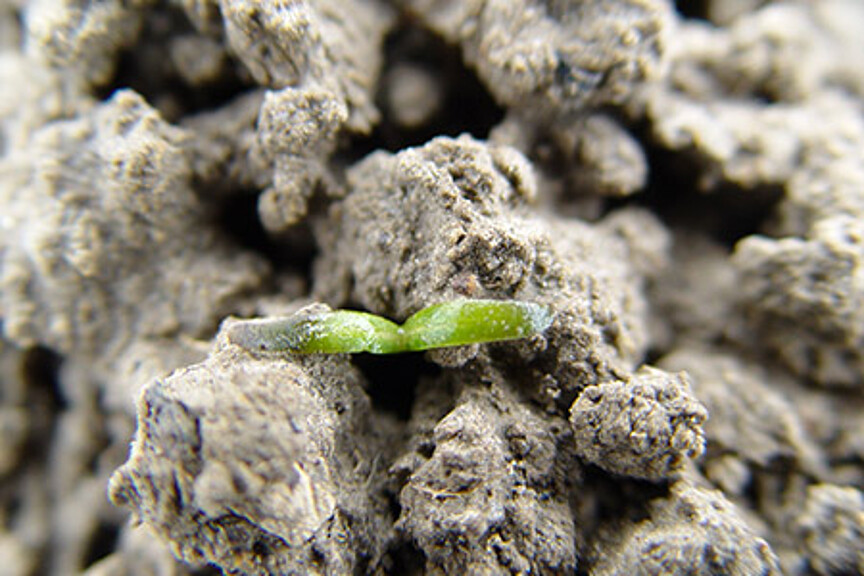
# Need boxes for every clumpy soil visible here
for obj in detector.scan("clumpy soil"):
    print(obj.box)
[1,1,863,574]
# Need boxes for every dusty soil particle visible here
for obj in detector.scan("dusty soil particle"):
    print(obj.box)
[661,348,824,474]
[395,379,578,575]
[569,365,707,481]
[109,342,395,575]
[793,484,864,575]
[402,0,672,119]
[0,90,268,360]
[589,480,783,575]
[733,215,864,387]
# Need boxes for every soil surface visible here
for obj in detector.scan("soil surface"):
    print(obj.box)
[1,1,863,574]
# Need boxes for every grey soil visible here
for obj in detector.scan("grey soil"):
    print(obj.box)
[1,1,863,574]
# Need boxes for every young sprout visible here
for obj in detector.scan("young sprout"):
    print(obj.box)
[227,300,553,355]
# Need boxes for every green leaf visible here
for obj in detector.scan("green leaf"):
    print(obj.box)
[401,300,553,351]
[227,300,553,355]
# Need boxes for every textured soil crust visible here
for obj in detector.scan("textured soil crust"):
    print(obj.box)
[1,1,863,574]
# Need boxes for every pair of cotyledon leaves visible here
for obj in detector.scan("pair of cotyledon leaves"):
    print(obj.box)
[227,300,553,354]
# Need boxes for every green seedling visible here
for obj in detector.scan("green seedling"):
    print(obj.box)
[227,299,554,354]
